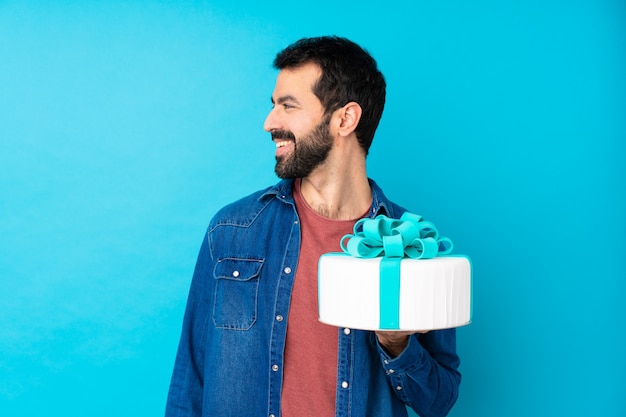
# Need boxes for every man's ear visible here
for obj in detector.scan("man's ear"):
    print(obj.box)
[335,102,362,138]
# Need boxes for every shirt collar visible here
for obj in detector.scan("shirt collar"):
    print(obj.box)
[260,178,393,219]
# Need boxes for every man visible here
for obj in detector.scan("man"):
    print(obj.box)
[165,36,460,417]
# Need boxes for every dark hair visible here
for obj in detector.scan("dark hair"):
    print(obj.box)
[273,36,386,155]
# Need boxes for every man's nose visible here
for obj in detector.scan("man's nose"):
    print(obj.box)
[263,107,280,133]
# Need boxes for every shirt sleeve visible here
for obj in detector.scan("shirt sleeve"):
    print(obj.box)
[165,232,213,417]
[376,329,461,417]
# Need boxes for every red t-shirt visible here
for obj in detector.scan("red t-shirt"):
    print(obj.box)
[280,180,365,417]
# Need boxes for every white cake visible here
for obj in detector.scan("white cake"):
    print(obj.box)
[318,254,472,331]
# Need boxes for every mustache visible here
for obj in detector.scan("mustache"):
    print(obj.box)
[271,130,296,141]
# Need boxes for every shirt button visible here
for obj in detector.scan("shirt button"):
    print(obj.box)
[232,270,239,277]
[272,364,279,372]
[276,315,284,322]
[341,381,349,389]
[343,328,351,335]
[396,386,403,391]
[270,414,275,417]
[389,369,395,374]
[284,267,292,274]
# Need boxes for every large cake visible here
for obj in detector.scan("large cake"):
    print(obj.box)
[318,254,471,331]
[317,213,472,331]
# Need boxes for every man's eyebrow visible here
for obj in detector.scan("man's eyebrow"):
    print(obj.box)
[271,95,300,105]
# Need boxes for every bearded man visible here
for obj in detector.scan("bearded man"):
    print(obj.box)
[165,36,461,417]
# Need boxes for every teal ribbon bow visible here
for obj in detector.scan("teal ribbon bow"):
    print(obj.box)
[341,212,453,260]
[340,213,453,329]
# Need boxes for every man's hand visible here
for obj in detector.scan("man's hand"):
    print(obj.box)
[375,330,428,358]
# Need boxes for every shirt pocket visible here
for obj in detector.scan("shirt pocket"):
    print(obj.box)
[212,257,264,330]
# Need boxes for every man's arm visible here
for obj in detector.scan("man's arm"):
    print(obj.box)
[376,329,461,417]
[165,234,212,417]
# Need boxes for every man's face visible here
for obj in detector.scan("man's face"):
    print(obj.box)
[264,63,334,179]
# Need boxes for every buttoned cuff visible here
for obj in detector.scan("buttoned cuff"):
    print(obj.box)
[377,334,425,374]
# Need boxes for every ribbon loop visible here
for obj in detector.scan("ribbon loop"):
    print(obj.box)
[382,234,404,258]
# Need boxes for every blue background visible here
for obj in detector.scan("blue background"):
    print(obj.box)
[1,1,625,416]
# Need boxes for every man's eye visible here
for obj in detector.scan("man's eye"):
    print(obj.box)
[283,104,295,109]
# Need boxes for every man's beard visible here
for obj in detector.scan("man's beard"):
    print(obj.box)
[273,116,333,179]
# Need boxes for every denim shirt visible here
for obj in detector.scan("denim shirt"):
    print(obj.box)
[165,179,461,417]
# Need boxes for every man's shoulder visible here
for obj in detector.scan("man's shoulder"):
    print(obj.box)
[209,180,293,227]
[368,178,409,218]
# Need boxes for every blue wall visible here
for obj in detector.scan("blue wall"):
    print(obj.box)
[1,1,624,416]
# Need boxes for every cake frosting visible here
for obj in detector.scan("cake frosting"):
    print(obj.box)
[318,254,471,331]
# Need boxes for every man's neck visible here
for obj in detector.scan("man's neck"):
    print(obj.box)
[299,163,371,220]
